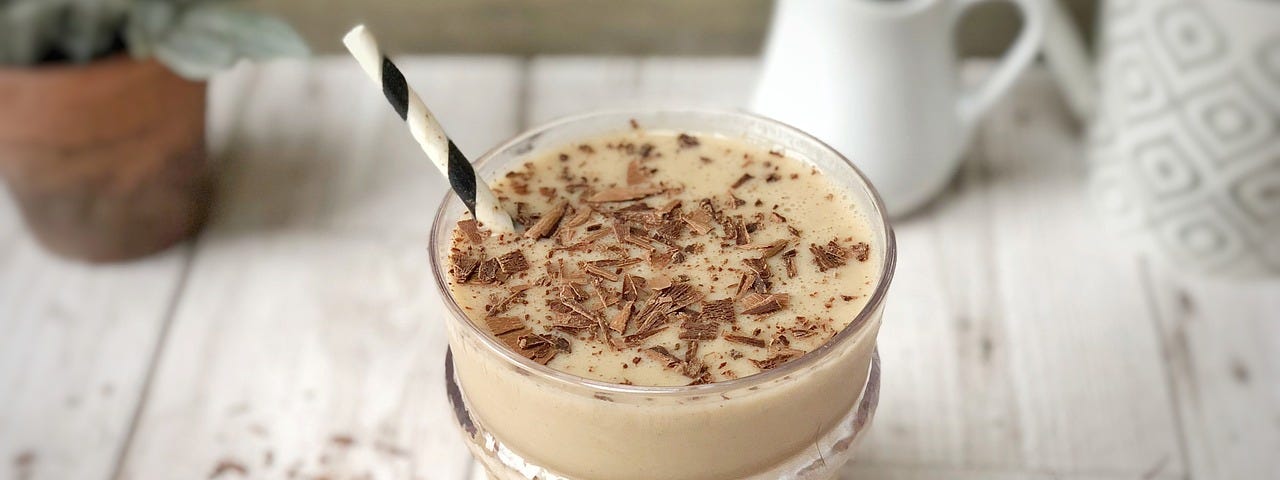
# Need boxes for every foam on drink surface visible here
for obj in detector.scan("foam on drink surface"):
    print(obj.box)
[445,129,880,386]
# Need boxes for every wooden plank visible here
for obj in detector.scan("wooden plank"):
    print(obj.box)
[526,57,757,126]
[115,232,472,479]
[526,57,642,125]
[115,58,522,479]
[207,57,522,234]
[246,0,1098,57]
[0,194,190,480]
[974,72,1185,474]
[1142,263,1280,480]
[842,463,1183,480]
[853,118,1027,468]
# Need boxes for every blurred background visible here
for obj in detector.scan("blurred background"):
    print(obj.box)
[246,0,1097,56]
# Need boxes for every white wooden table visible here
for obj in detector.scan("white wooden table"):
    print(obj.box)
[2,57,1277,480]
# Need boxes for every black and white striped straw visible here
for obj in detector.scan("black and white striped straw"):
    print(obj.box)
[342,25,515,233]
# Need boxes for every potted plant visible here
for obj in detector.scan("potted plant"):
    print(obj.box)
[0,0,307,262]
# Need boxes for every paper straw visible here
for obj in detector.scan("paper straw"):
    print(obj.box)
[342,25,515,233]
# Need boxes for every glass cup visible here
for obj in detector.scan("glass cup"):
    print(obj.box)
[430,109,897,480]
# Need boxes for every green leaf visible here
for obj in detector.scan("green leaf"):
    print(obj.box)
[124,0,178,59]
[58,0,130,63]
[148,3,309,79]
[0,1,66,64]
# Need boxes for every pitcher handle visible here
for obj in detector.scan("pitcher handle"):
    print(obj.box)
[954,0,1046,128]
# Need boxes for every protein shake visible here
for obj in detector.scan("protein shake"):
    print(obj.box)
[432,110,894,480]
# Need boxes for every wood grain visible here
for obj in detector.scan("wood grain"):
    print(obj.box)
[0,192,190,480]
[971,74,1185,474]
[1142,262,1280,480]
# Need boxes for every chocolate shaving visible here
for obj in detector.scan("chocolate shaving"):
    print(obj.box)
[678,318,719,340]
[699,298,735,324]
[852,242,871,262]
[677,133,700,149]
[750,352,797,370]
[609,301,633,333]
[810,240,849,272]
[486,317,525,336]
[450,256,479,283]
[552,313,595,329]
[660,283,704,311]
[488,289,527,316]
[497,251,530,274]
[593,277,620,308]
[523,201,569,239]
[626,160,650,185]
[518,334,549,350]
[781,249,798,278]
[741,239,789,259]
[740,293,790,315]
[682,209,715,235]
[643,346,683,369]
[587,185,663,203]
[731,174,754,189]
[724,334,767,348]
[584,264,620,282]
[743,258,771,278]
[473,258,500,284]
[621,275,643,301]
[457,219,487,244]
[733,272,757,299]
[623,325,668,345]
[563,205,593,228]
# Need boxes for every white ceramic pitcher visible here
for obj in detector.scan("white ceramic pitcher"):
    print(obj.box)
[753,0,1044,216]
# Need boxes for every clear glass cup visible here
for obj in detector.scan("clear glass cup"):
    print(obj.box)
[430,109,897,480]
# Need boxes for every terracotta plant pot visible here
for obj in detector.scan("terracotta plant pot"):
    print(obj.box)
[0,55,211,262]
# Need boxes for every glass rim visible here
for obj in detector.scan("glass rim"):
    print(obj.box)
[429,107,897,397]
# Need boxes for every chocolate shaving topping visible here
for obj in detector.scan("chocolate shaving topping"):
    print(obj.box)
[740,293,790,315]
[643,346,683,369]
[626,160,650,185]
[563,205,593,228]
[750,352,798,370]
[852,242,871,262]
[677,133,700,149]
[473,258,500,284]
[724,334,767,348]
[457,219,487,244]
[781,249,798,278]
[451,256,479,283]
[523,201,569,239]
[609,301,633,333]
[731,174,754,189]
[584,264,619,282]
[810,240,849,272]
[699,298,735,324]
[497,251,530,274]
[488,289,527,316]
[660,283,704,311]
[624,326,668,345]
[648,275,674,291]
[743,258,771,278]
[486,317,525,336]
[733,272,757,299]
[552,313,595,329]
[682,210,715,235]
[678,318,719,340]
[587,185,663,203]
[741,239,789,259]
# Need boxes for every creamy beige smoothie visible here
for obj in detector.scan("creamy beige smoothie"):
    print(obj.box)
[435,113,891,480]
